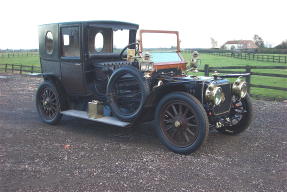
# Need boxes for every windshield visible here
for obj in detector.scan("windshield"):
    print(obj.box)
[140,31,182,63]
[150,52,181,63]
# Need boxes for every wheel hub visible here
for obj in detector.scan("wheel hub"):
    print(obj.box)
[44,98,51,106]
[174,120,181,128]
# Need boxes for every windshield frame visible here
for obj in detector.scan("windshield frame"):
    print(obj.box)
[139,30,185,65]
[139,29,181,53]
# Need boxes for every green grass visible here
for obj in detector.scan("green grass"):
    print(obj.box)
[0,55,40,66]
[182,52,287,100]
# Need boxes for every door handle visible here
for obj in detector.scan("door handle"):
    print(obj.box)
[74,63,81,66]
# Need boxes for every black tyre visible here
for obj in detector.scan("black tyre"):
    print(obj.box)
[106,66,149,122]
[154,92,209,154]
[217,94,253,135]
[36,81,65,125]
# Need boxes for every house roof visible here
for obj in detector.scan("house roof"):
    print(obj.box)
[225,40,253,44]
[224,40,258,48]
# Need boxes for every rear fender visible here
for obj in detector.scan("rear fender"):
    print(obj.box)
[42,74,69,109]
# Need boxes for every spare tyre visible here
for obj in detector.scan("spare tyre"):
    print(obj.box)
[106,66,150,122]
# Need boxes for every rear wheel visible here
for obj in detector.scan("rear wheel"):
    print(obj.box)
[154,92,209,154]
[36,81,65,125]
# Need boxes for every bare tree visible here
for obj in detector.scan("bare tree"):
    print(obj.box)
[253,34,265,48]
[211,38,218,48]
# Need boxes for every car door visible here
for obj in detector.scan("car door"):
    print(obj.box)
[60,25,86,95]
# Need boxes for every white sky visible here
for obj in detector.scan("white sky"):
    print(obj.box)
[0,0,286,49]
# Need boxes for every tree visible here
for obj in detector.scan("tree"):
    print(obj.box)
[275,40,287,49]
[210,38,218,48]
[253,34,265,48]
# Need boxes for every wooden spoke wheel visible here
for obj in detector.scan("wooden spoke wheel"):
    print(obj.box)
[160,100,200,147]
[36,81,64,125]
[155,92,209,154]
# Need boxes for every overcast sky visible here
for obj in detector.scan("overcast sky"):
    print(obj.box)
[0,0,286,49]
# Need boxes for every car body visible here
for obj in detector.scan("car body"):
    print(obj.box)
[36,20,252,154]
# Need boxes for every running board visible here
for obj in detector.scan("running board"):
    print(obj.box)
[61,110,130,127]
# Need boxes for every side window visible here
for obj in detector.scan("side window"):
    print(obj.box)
[61,27,80,57]
[45,31,54,55]
[88,28,112,54]
[94,32,104,52]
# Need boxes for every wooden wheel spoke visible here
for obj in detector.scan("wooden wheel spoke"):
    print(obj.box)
[186,115,195,120]
[183,108,188,116]
[164,119,173,124]
[186,128,195,136]
[165,125,174,131]
[171,104,178,115]
[170,129,178,138]
[179,105,183,114]
[165,110,175,118]
[187,123,197,127]
[183,131,190,142]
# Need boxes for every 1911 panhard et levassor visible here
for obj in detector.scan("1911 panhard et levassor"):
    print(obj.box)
[36,20,252,154]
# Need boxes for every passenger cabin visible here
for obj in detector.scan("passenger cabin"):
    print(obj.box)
[38,21,139,96]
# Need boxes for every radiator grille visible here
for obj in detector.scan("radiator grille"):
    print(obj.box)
[213,83,232,115]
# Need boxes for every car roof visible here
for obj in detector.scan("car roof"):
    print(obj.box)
[39,20,139,30]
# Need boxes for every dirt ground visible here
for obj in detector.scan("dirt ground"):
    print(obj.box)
[0,74,286,192]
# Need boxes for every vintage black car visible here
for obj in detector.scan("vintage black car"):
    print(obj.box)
[36,20,252,154]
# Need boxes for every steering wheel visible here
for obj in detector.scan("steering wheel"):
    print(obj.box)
[119,42,139,60]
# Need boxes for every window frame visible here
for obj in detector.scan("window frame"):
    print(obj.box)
[60,25,82,60]
[45,31,54,55]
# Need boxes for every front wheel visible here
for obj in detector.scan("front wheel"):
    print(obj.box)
[217,95,253,135]
[154,92,209,154]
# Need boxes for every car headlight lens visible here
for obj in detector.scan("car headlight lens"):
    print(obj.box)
[232,78,247,98]
[205,84,224,106]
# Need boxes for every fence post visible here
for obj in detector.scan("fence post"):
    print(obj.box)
[5,64,7,72]
[31,66,34,73]
[273,56,275,63]
[12,64,14,73]
[245,66,251,94]
[20,65,22,74]
[204,64,209,76]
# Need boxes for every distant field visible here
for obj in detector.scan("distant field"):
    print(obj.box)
[0,52,286,100]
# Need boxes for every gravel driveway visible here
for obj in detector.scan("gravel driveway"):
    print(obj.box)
[0,74,286,192]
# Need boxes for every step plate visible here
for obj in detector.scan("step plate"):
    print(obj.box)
[61,110,130,127]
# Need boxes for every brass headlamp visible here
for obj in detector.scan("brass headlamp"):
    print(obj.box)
[232,78,247,98]
[205,84,224,106]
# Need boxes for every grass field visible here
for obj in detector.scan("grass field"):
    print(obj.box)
[0,55,40,66]
[0,53,286,100]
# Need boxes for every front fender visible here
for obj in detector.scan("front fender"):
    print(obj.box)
[144,81,198,108]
